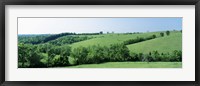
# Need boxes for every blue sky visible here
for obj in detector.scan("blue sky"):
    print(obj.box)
[18,17,182,34]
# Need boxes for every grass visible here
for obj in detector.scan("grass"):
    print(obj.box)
[70,32,161,49]
[127,31,182,54]
[66,62,182,68]
[70,31,182,54]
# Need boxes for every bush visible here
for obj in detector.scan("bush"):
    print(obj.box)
[166,31,170,36]
[129,50,182,62]
[160,32,164,37]
[171,50,182,62]
[129,53,139,61]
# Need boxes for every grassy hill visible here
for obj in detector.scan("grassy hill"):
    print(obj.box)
[127,31,182,54]
[70,32,161,48]
[69,31,182,54]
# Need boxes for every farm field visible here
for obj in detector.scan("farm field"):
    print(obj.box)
[66,62,182,68]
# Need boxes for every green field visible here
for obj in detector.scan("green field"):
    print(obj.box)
[70,31,182,53]
[70,32,161,48]
[66,62,182,68]
[127,31,182,54]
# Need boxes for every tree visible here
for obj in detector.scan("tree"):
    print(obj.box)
[18,43,29,67]
[99,31,103,34]
[166,31,170,36]
[109,44,130,61]
[46,44,56,67]
[27,50,44,68]
[152,34,156,38]
[70,46,88,65]
[59,46,71,65]
[87,45,104,64]
[160,32,164,37]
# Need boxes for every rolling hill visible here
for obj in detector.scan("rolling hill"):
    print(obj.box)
[69,31,182,54]
[127,31,182,54]
[70,32,161,48]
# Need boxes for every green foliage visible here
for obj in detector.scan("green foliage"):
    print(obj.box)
[86,45,105,64]
[70,43,130,65]
[123,34,157,45]
[160,32,164,37]
[18,35,49,44]
[70,46,88,65]
[166,31,170,36]
[129,50,182,62]
[18,43,45,68]
[99,31,103,34]
[18,43,29,67]
[18,31,182,68]
[49,36,91,46]
[57,46,71,66]
[109,44,130,61]
[27,50,45,68]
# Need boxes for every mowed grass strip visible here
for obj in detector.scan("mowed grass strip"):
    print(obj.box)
[66,62,182,68]
[127,31,182,54]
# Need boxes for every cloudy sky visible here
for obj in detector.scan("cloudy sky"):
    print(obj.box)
[18,17,182,34]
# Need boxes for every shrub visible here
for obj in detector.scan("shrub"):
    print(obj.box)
[129,52,139,61]
[160,32,164,37]
[166,31,170,36]
[171,50,182,62]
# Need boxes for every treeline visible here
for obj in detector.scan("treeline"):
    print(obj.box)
[48,36,92,46]
[18,35,49,44]
[18,32,103,45]
[18,43,182,68]
[18,32,76,44]
[43,32,76,43]
[18,43,72,67]
[123,30,172,45]
[124,35,156,45]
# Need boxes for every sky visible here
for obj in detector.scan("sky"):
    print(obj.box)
[18,17,182,34]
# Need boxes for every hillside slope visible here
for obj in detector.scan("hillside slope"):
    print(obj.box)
[127,31,182,54]
[70,32,160,48]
